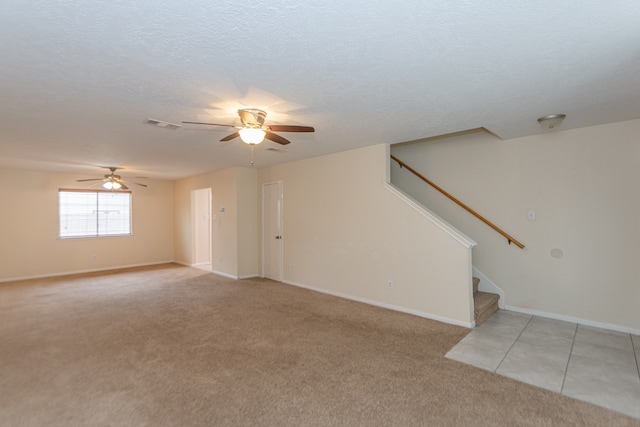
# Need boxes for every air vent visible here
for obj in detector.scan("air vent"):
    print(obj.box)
[145,118,182,130]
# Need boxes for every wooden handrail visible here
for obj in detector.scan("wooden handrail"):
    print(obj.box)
[391,154,525,249]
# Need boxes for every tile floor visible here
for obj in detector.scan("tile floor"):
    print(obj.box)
[445,310,640,420]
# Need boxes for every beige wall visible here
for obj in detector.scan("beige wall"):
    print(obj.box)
[173,167,258,279]
[391,119,640,331]
[259,144,474,326]
[0,168,174,281]
[237,167,258,278]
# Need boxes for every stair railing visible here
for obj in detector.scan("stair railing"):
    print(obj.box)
[391,154,525,249]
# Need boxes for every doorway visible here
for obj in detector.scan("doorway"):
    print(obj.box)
[262,182,283,281]
[192,188,212,270]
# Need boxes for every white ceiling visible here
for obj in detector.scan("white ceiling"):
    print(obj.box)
[1,1,639,180]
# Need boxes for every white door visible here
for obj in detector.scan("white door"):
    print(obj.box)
[192,188,212,267]
[263,182,283,281]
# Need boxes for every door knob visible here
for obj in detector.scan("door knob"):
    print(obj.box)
[275,235,282,239]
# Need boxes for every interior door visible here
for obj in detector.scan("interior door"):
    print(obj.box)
[263,182,283,281]
[192,188,212,267]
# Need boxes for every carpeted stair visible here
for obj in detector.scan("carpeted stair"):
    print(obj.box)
[473,277,499,326]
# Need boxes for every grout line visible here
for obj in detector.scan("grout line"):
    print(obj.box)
[631,335,640,381]
[560,322,579,393]
[494,315,533,372]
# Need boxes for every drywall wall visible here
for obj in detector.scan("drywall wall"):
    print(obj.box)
[258,144,474,326]
[0,168,174,281]
[391,119,640,331]
[173,167,258,278]
[237,167,258,278]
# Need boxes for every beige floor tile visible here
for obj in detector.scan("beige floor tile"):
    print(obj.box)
[517,326,574,352]
[571,337,637,370]
[486,310,531,328]
[496,340,570,392]
[459,329,517,353]
[575,325,634,351]
[524,316,576,339]
[445,341,507,372]
[446,312,640,420]
[563,353,640,419]
[474,318,526,341]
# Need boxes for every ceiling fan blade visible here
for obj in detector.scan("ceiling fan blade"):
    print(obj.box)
[76,178,104,182]
[122,180,148,188]
[268,125,315,133]
[182,121,235,127]
[220,131,240,142]
[265,131,291,145]
[119,183,129,190]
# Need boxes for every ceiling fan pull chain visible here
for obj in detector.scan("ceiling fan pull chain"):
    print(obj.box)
[250,145,255,167]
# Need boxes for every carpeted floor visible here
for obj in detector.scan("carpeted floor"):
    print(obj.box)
[1,263,638,426]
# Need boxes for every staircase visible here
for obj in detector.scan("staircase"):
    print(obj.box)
[473,277,499,326]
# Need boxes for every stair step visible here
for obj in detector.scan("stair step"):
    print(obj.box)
[473,277,480,294]
[474,291,499,326]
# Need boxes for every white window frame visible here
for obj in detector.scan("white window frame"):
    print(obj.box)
[58,189,132,239]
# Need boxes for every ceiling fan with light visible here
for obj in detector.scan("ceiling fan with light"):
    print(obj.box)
[182,109,315,146]
[77,167,148,190]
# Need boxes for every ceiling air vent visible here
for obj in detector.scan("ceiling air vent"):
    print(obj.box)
[145,118,182,130]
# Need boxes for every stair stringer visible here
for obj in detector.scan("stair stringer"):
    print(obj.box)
[472,267,505,309]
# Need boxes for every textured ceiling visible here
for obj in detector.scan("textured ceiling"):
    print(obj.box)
[1,1,639,179]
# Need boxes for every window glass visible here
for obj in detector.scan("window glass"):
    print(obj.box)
[59,190,131,238]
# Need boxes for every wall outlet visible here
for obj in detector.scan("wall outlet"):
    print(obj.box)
[290,264,295,271]
[387,280,393,289]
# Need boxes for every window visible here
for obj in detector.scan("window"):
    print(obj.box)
[59,190,132,238]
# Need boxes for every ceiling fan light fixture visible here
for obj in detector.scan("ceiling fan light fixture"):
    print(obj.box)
[239,128,266,145]
[102,180,121,190]
[537,114,566,130]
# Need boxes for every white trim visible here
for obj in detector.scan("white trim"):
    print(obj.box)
[504,305,640,336]
[191,262,211,267]
[472,267,505,309]
[0,260,175,283]
[382,181,477,249]
[173,260,190,267]
[283,279,474,328]
[238,274,260,280]
[211,269,238,280]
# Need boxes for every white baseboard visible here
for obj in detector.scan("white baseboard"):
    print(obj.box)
[210,269,238,280]
[282,279,474,328]
[505,305,640,336]
[173,260,190,267]
[182,264,258,280]
[0,260,176,283]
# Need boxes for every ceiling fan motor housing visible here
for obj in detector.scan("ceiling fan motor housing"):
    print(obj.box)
[239,109,267,127]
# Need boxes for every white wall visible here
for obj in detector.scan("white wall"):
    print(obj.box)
[258,144,475,326]
[391,119,640,331]
[0,168,174,281]
[173,167,258,279]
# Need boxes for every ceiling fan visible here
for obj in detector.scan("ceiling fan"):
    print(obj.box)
[182,108,314,146]
[77,167,148,190]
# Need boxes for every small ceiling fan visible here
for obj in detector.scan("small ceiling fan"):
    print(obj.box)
[182,108,314,145]
[77,167,148,190]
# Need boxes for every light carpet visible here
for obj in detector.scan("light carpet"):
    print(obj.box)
[1,264,637,426]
